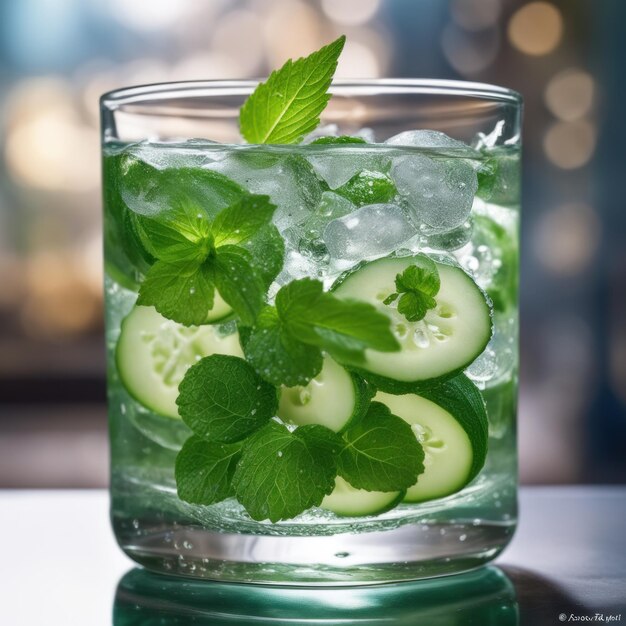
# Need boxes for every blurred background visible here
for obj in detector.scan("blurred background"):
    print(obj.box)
[0,0,624,488]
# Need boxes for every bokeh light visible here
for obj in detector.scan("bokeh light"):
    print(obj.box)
[545,68,595,121]
[212,10,265,76]
[110,0,201,32]
[534,203,600,275]
[321,0,380,26]
[450,0,501,32]
[4,78,99,192]
[508,2,563,56]
[544,119,596,169]
[442,24,500,75]
[263,1,323,66]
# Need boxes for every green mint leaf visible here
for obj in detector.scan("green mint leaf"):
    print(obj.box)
[338,402,425,491]
[395,255,440,296]
[240,224,285,288]
[382,292,399,306]
[133,202,213,263]
[211,195,276,247]
[243,306,323,387]
[212,245,265,326]
[476,156,499,201]
[244,279,400,386]
[177,354,278,443]
[232,421,342,521]
[239,36,346,144]
[283,154,326,206]
[137,259,214,326]
[120,157,244,220]
[175,436,242,505]
[310,136,367,145]
[277,278,400,361]
[103,154,154,288]
[397,291,437,322]
[388,255,441,322]
[335,171,397,207]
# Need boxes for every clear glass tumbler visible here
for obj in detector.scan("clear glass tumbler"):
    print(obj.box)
[101,80,522,584]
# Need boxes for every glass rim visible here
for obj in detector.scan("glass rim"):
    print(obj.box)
[100,78,523,109]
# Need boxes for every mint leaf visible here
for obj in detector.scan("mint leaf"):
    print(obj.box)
[278,278,400,361]
[211,195,276,247]
[175,436,242,505]
[241,224,285,288]
[134,193,280,326]
[133,203,213,263]
[310,136,367,145]
[335,171,397,207]
[177,355,278,443]
[244,279,399,386]
[212,245,265,326]
[338,402,425,491]
[476,156,498,201]
[395,255,440,295]
[239,36,345,144]
[243,306,324,387]
[137,260,214,326]
[385,255,441,323]
[232,421,342,521]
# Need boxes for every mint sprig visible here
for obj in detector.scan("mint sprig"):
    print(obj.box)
[175,437,242,505]
[239,36,345,144]
[232,421,342,522]
[383,254,441,322]
[138,259,215,327]
[243,278,400,386]
[338,402,425,491]
[136,194,283,326]
[176,355,278,443]
[335,170,397,207]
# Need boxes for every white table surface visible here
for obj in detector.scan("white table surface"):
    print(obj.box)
[1,487,624,625]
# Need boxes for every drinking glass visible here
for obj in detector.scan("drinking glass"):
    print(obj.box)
[101,79,522,584]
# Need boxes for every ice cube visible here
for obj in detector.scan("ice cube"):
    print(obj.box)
[302,124,339,143]
[270,250,331,299]
[473,120,506,150]
[386,130,476,155]
[425,219,473,251]
[355,127,376,142]
[465,316,517,388]
[125,140,220,170]
[391,154,478,231]
[323,203,417,262]
[283,192,355,248]
[307,143,390,190]
[205,152,323,230]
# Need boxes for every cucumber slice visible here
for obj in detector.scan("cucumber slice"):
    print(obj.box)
[333,255,492,393]
[321,476,404,517]
[376,375,488,503]
[277,357,371,433]
[203,291,234,324]
[116,305,244,419]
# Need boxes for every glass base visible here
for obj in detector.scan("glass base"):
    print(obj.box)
[114,565,518,625]
[114,517,516,584]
